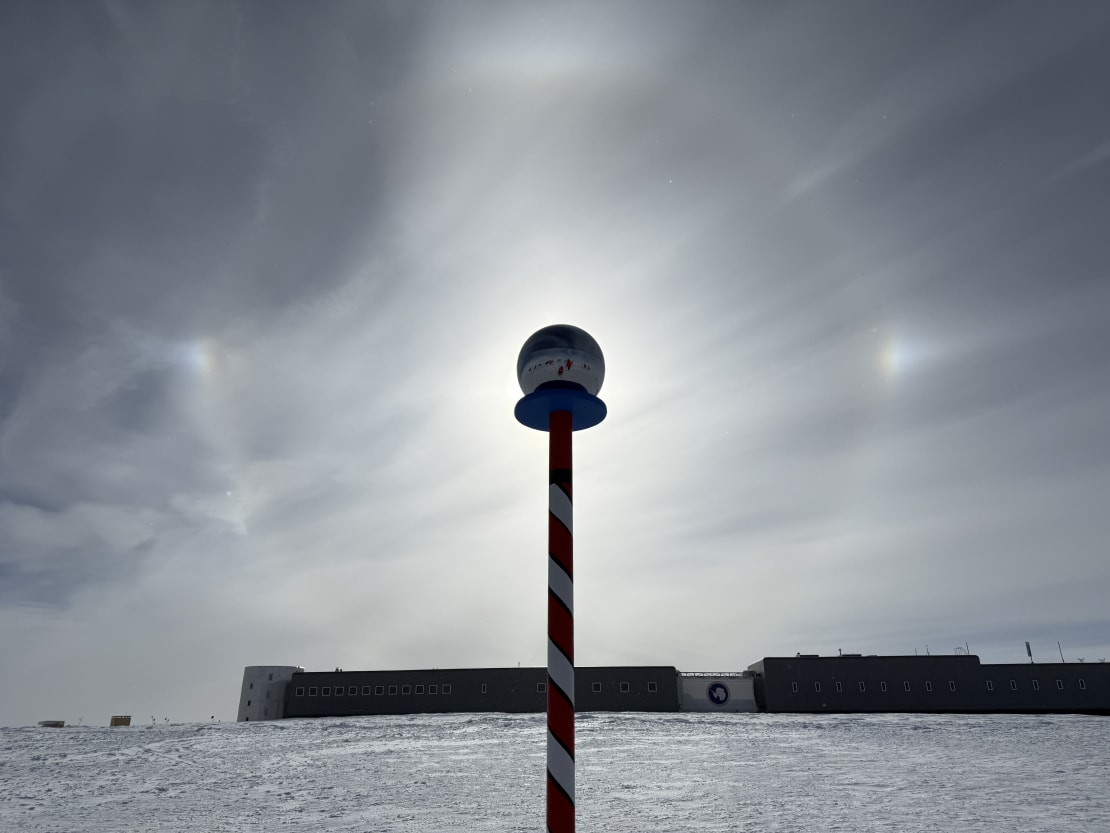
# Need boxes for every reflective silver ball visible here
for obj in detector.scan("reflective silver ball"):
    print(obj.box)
[516,325,605,396]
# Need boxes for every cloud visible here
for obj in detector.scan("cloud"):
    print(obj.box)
[1,2,1109,725]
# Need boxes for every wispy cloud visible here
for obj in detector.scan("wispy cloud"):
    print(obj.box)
[1,2,1108,725]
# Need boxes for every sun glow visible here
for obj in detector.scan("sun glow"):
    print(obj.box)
[879,336,930,381]
[880,341,906,378]
[174,339,220,377]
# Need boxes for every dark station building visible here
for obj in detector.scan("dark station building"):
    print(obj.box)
[284,666,678,718]
[751,654,1110,715]
[238,654,1110,721]
[237,665,757,721]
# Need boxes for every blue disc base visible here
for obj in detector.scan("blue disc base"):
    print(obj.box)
[515,385,607,431]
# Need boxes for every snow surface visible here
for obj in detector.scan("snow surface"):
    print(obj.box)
[2,712,1108,832]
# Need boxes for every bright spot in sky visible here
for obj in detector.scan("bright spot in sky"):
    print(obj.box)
[173,340,219,376]
[880,339,915,379]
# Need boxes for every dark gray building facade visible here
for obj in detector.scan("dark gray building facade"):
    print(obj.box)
[749,655,1110,715]
[240,656,1110,721]
[282,666,679,719]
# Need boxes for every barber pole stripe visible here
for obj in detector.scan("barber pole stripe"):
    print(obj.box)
[547,410,574,832]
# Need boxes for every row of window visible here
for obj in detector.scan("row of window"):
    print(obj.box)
[293,680,661,697]
[533,681,659,694]
[791,678,1089,694]
[603,681,658,693]
[984,678,1087,692]
[295,683,455,697]
[527,681,660,694]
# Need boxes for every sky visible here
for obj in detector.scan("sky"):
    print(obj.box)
[1,1,1109,726]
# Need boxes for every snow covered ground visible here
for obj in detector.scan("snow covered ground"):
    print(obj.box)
[3,712,1108,832]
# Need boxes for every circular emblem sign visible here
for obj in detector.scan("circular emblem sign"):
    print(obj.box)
[706,682,730,705]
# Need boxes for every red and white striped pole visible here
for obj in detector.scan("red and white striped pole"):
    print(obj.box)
[547,409,575,830]
[514,325,606,833]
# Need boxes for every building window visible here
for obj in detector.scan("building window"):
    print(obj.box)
[948,681,956,692]
[858,682,866,692]
[335,687,343,697]
[986,681,994,692]
[648,682,658,693]
[348,686,357,696]
[443,684,452,694]
[835,682,843,693]
[791,682,799,693]
[322,687,331,696]
[249,682,254,690]
[1032,680,1040,691]
[268,674,273,681]
[246,700,251,707]
[814,682,822,693]
[295,687,305,697]
[925,681,933,692]
[1079,679,1087,690]
[903,682,911,692]
[401,685,411,695]
[481,684,488,694]
[309,687,318,696]
[1056,679,1064,690]
[1009,680,1017,691]
[880,682,888,692]
[375,686,384,695]
[537,683,547,693]
[415,685,425,694]
[388,686,398,695]
[592,682,602,693]
[362,686,371,695]
[430,684,438,694]
[620,682,630,693]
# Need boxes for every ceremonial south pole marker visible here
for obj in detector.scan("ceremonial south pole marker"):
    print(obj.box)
[515,325,606,833]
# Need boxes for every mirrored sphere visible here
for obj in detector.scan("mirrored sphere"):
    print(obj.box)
[517,324,605,396]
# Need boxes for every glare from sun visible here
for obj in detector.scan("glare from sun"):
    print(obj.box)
[879,338,918,380]
[174,339,219,377]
